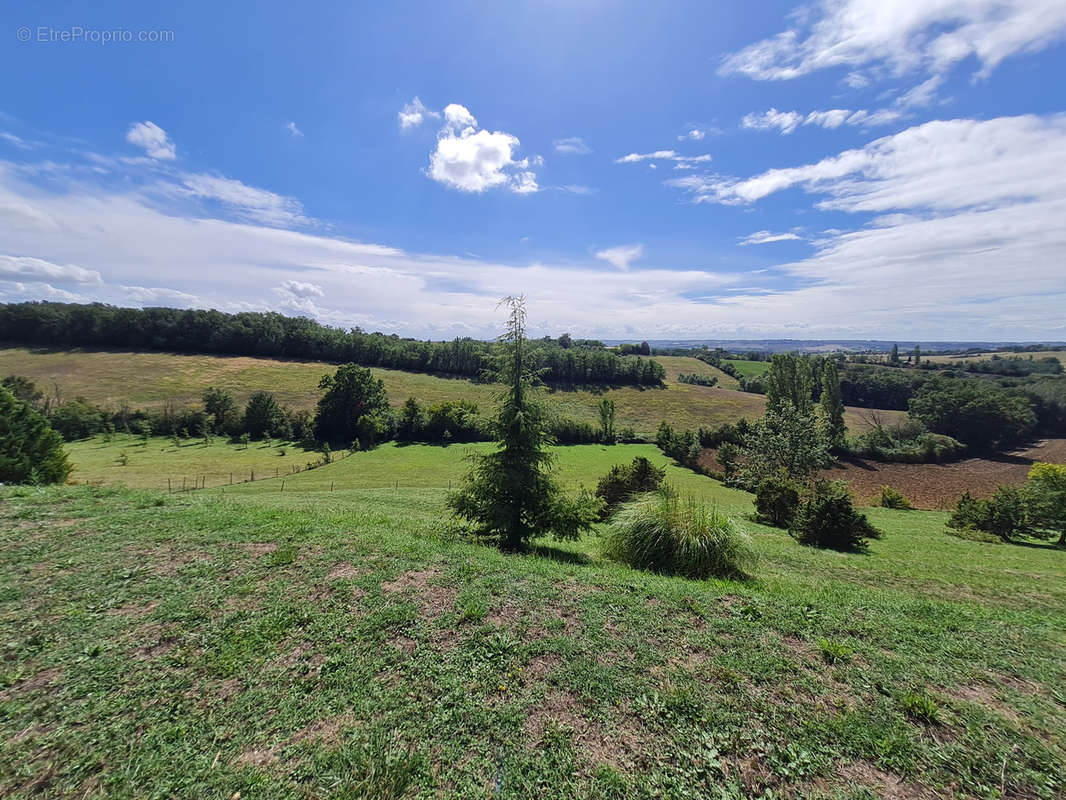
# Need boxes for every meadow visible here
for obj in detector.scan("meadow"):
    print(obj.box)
[921,350,1066,366]
[2,456,1064,798]
[722,359,771,379]
[0,346,895,437]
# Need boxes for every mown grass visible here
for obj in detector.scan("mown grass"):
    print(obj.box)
[0,347,895,436]
[2,454,1064,798]
[723,359,771,379]
[921,349,1066,367]
[63,435,334,491]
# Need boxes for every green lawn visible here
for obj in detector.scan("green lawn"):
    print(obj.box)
[2,451,1064,798]
[0,347,897,436]
[723,359,771,379]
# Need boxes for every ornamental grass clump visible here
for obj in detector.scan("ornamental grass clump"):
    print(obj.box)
[604,489,756,580]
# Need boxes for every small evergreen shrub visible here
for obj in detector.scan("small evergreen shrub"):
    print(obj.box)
[879,485,913,510]
[948,487,1030,541]
[603,489,757,579]
[789,480,883,551]
[754,478,800,528]
[595,457,666,518]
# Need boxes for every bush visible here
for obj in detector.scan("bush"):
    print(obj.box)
[603,489,756,579]
[879,486,913,510]
[789,480,883,551]
[754,478,800,528]
[595,457,666,517]
[49,398,106,440]
[947,487,1030,540]
[0,384,71,484]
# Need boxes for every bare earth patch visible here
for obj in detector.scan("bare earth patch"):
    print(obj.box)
[947,685,1022,724]
[326,563,364,581]
[834,761,942,799]
[381,567,457,618]
[523,690,645,772]
[234,748,279,768]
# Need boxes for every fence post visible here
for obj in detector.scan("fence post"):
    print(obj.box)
[330,481,334,492]
[168,478,172,493]
[251,469,254,482]
[182,477,186,492]
[281,480,285,492]
[229,472,233,485]
[275,467,279,478]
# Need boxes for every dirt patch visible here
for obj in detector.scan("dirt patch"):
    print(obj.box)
[486,602,523,627]
[234,748,279,768]
[276,641,326,671]
[701,438,1066,510]
[819,438,1066,509]
[291,716,349,747]
[834,761,941,799]
[326,563,363,581]
[947,685,1022,724]
[0,668,63,700]
[131,622,179,660]
[523,690,644,772]
[105,601,158,617]
[389,635,418,656]
[523,653,562,683]
[381,568,457,618]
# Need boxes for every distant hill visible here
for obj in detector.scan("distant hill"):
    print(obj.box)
[613,339,1066,354]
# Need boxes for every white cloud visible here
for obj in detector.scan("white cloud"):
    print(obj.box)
[426,104,539,194]
[121,285,201,307]
[741,109,805,135]
[0,254,102,284]
[556,185,597,195]
[125,121,176,160]
[178,173,308,227]
[678,128,705,141]
[286,121,303,138]
[553,137,591,155]
[2,281,91,303]
[594,244,643,272]
[0,132,41,150]
[739,230,804,245]
[3,122,1066,339]
[616,150,712,165]
[803,109,852,129]
[280,279,324,298]
[720,0,1066,82]
[398,97,439,130]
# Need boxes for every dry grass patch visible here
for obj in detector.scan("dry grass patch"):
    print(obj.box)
[381,567,457,618]
[523,690,645,773]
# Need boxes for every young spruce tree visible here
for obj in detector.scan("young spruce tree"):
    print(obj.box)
[448,297,601,551]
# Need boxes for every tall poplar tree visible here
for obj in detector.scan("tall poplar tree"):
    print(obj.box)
[819,360,847,451]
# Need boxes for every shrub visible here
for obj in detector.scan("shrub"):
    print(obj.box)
[879,486,913,510]
[49,398,106,440]
[603,489,756,579]
[1025,462,1066,546]
[947,487,1030,541]
[595,456,666,517]
[754,478,800,528]
[789,480,883,551]
[0,384,72,485]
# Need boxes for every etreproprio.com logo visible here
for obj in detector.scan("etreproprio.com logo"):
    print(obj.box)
[16,26,175,44]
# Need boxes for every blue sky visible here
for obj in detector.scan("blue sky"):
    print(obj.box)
[1,0,1065,340]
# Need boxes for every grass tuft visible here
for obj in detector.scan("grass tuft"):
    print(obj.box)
[603,488,757,579]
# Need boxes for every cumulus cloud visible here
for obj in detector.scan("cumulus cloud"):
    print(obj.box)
[125,121,176,160]
[594,244,643,272]
[720,0,1066,82]
[280,279,323,298]
[739,230,804,245]
[398,97,439,129]
[553,136,591,155]
[426,104,539,194]
[286,121,303,138]
[0,254,102,284]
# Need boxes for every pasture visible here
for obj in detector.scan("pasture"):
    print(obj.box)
[2,454,1064,798]
[0,346,896,437]
[722,359,770,379]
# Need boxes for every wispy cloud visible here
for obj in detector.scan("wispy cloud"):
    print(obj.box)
[594,244,643,271]
[553,136,591,155]
[739,230,804,245]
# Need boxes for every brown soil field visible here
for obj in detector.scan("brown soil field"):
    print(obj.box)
[701,438,1066,511]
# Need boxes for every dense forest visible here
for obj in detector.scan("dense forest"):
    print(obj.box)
[0,302,665,387]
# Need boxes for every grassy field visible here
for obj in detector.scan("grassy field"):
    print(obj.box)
[0,347,896,437]
[723,359,770,379]
[63,435,338,491]
[922,349,1066,366]
[2,465,1064,798]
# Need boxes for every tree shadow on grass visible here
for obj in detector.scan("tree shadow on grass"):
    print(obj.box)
[528,543,593,566]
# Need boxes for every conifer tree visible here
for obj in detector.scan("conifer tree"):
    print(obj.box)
[448,297,600,551]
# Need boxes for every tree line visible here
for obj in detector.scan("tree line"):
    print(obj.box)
[0,302,665,388]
